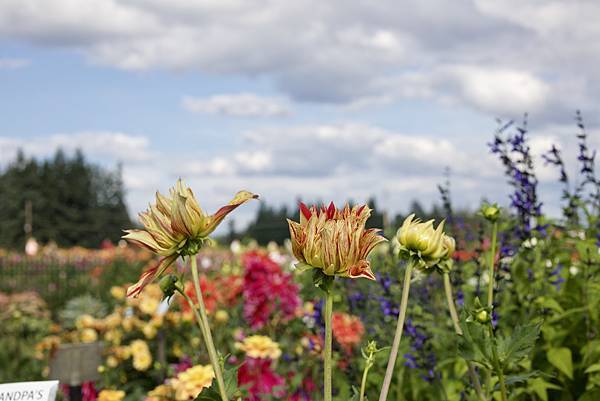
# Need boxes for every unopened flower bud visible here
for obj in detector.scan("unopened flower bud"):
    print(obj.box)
[476,310,490,323]
[481,203,500,222]
[159,274,181,298]
[396,214,448,268]
[365,340,378,355]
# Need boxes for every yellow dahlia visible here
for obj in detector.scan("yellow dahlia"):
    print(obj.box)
[235,335,282,359]
[171,364,214,400]
[97,390,125,401]
[395,214,450,268]
[124,179,258,296]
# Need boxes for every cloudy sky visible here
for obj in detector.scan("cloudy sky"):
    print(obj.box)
[1,0,599,229]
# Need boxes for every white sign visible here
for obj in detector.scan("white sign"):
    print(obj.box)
[0,381,58,401]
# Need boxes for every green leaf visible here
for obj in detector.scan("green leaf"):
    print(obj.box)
[497,322,542,367]
[577,389,600,401]
[535,297,564,313]
[223,365,241,396]
[528,377,562,401]
[547,347,574,379]
[194,365,241,401]
[313,269,334,293]
[348,386,361,401]
[502,370,542,386]
[458,321,494,369]
[194,385,221,401]
[585,363,600,374]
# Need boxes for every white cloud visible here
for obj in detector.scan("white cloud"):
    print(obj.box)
[233,123,481,177]
[0,0,158,45]
[443,66,551,115]
[182,93,290,117]
[0,131,153,163]
[0,58,29,69]
[5,0,599,121]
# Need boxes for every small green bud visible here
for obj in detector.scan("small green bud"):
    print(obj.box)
[365,340,378,355]
[480,203,500,222]
[465,297,493,325]
[476,310,490,323]
[159,274,181,298]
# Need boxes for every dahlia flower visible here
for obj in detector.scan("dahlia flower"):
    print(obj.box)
[287,202,386,280]
[238,358,286,401]
[170,364,215,400]
[332,312,365,353]
[235,335,282,359]
[123,179,258,296]
[97,390,125,401]
[395,214,451,268]
[242,251,300,329]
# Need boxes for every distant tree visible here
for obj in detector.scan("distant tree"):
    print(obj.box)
[365,197,384,230]
[245,203,291,245]
[0,149,132,249]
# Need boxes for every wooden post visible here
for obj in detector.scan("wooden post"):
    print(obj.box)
[24,200,32,238]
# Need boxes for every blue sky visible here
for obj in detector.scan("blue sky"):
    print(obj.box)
[1,1,599,229]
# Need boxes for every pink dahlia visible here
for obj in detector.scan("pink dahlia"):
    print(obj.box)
[242,251,300,329]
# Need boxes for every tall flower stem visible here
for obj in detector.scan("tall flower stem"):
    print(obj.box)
[443,273,487,401]
[324,289,334,401]
[378,261,414,401]
[484,221,498,399]
[486,222,498,308]
[190,256,229,401]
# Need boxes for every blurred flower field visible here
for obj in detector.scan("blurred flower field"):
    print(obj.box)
[0,123,599,401]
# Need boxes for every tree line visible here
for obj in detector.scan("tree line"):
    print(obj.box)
[0,149,478,249]
[0,150,131,249]
[231,198,467,245]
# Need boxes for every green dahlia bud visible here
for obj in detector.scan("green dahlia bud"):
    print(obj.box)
[159,274,181,299]
[365,340,378,355]
[476,310,490,324]
[480,203,500,222]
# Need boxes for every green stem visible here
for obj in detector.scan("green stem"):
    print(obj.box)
[324,289,333,401]
[486,222,498,308]
[485,370,492,400]
[484,221,498,399]
[378,261,413,401]
[359,361,371,401]
[497,370,508,401]
[190,256,229,401]
[488,326,508,401]
[443,272,462,334]
[443,273,487,401]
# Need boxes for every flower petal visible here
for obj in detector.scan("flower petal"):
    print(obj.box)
[299,202,312,224]
[348,260,376,280]
[199,190,259,237]
[127,254,178,297]
[122,229,161,253]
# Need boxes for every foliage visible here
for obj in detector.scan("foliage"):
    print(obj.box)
[0,291,52,381]
[58,295,108,329]
[0,149,131,249]
[0,245,151,312]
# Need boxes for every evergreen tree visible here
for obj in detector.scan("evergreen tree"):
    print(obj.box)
[0,149,132,249]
